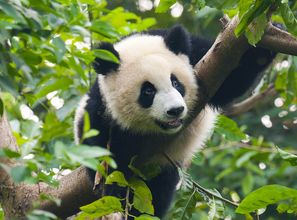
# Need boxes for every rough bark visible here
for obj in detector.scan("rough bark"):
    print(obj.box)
[0,113,98,219]
[0,14,297,219]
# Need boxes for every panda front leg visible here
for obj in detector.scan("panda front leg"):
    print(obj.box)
[146,165,180,218]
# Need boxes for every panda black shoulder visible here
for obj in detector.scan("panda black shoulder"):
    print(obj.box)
[74,78,111,146]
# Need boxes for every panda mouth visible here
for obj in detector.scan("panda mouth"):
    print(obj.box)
[155,118,183,130]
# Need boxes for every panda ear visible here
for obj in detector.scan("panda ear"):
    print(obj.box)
[93,42,120,75]
[164,25,191,56]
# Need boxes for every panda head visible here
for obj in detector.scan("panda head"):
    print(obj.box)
[94,26,198,135]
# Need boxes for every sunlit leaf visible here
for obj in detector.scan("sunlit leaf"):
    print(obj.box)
[129,177,154,215]
[155,0,177,13]
[77,196,123,219]
[215,115,246,141]
[106,171,129,187]
[93,49,120,64]
[236,185,297,214]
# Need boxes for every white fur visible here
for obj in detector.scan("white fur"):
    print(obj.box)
[74,95,89,144]
[144,105,219,165]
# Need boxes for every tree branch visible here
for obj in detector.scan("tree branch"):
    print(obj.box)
[194,16,250,110]
[224,84,277,116]
[0,113,98,219]
[260,23,297,56]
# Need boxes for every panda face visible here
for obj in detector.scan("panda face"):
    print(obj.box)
[138,74,187,133]
[98,34,198,135]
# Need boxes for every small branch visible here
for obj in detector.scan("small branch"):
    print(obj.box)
[203,142,297,155]
[163,152,239,208]
[124,187,130,220]
[224,84,277,116]
[190,177,239,208]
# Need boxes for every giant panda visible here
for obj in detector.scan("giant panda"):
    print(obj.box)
[74,25,275,218]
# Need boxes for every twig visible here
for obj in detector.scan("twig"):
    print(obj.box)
[162,152,239,208]
[124,187,130,220]
[224,84,276,116]
[203,142,297,155]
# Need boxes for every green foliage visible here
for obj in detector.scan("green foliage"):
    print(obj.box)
[76,196,123,219]
[279,2,297,36]
[215,115,246,141]
[1,0,297,219]
[236,185,297,215]
[276,146,297,166]
[0,97,3,117]
[235,0,271,37]
[79,170,155,218]
[155,0,177,13]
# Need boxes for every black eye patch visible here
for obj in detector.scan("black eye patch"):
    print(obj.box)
[138,81,156,108]
[171,74,185,97]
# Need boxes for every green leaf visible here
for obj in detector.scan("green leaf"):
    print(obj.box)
[155,0,177,13]
[207,189,225,220]
[236,185,297,214]
[106,171,129,187]
[170,188,200,220]
[10,166,32,183]
[83,112,91,136]
[215,115,246,141]
[0,148,21,158]
[52,37,66,63]
[70,145,111,158]
[135,214,160,220]
[276,146,297,166]
[129,157,161,180]
[83,129,99,140]
[238,0,254,18]
[93,49,120,64]
[90,21,120,39]
[236,151,258,167]
[0,1,26,24]
[235,0,271,37]
[0,96,3,117]
[27,209,57,220]
[35,77,72,99]
[77,196,123,219]
[245,13,268,46]
[279,3,297,36]
[129,178,154,215]
[242,172,254,195]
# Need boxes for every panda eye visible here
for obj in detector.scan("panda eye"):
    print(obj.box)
[172,78,179,88]
[171,74,185,97]
[138,81,156,108]
[171,75,180,88]
[141,82,156,96]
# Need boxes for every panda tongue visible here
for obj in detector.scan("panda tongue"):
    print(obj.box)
[168,119,181,126]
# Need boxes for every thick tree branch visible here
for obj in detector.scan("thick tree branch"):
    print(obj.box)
[260,23,297,55]
[0,113,98,219]
[224,84,277,116]
[194,16,249,107]
[1,14,297,219]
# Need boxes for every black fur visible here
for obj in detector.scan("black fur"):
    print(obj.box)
[164,25,191,56]
[171,74,185,97]
[138,81,157,108]
[78,25,276,219]
[93,42,120,75]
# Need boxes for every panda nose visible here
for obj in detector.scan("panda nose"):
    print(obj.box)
[167,106,184,117]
